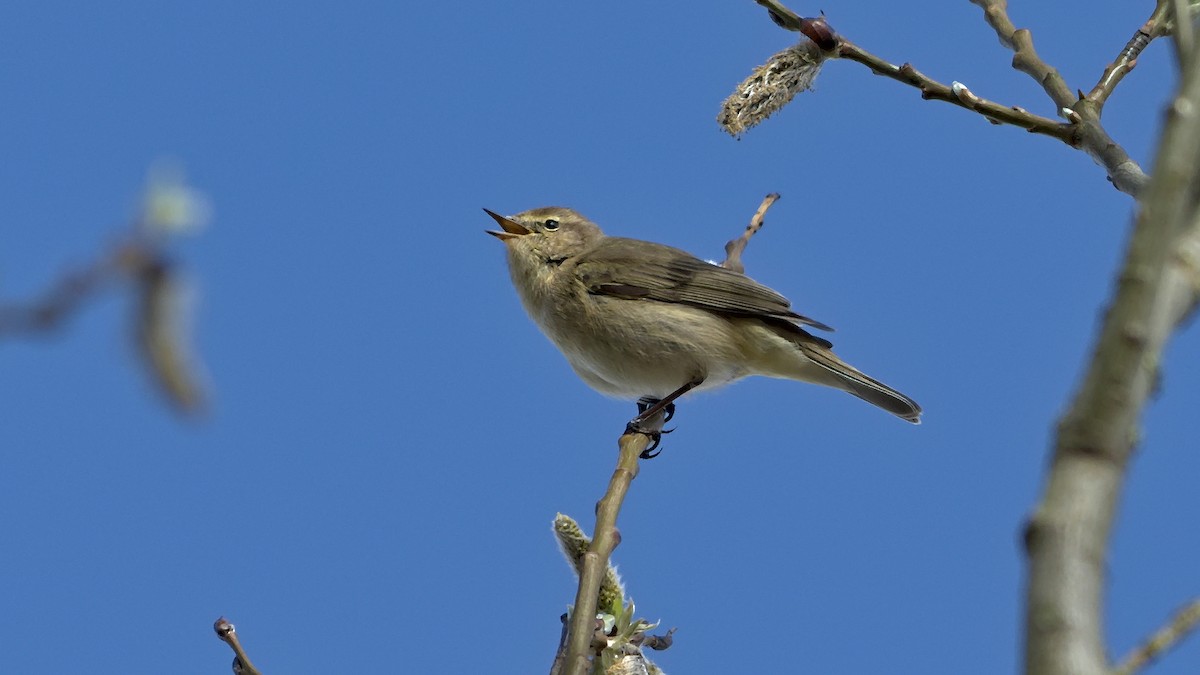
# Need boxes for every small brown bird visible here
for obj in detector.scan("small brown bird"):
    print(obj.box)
[486,207,920,442]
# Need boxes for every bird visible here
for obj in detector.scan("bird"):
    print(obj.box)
[485,206,920,449]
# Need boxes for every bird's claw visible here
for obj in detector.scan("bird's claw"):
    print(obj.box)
[640,435,663,459]
[624,423,675,459]
[630,395,680,459]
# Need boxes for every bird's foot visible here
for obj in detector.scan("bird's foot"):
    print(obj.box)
[625,414,675,459]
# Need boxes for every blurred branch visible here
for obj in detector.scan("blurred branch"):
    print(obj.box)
[0,243,130,334]
[214,617,263,675]
[562,429,655,675]
[1170,0,1197,68]
[722,193,780,273]
[1113,598,1200,675]
[1023,48,1200,675]
[0,168,209,413]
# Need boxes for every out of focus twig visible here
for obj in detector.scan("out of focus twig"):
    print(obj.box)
[1112,599,1200,675]
[0,167,209,413]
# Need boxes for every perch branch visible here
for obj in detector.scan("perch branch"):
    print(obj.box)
[563,429,655,675]
[1023,49,1200,675]
[1112,598,1200,675]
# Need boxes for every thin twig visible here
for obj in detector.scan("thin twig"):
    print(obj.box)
[563,430,655,675]
[837,41,1075,143]
[1087,1,1171,107]
[723,193,781,273]
[214,617,262,675]
[0,244,130,334]
[0,237,208,413]
[1113,599,1200,675]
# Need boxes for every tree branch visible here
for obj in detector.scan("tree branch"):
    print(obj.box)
[563,430,654,675]
[968,0,1150,196]
[743,0,1075,143]
[835,41,1075,143]
[968,0,1075,108]
[745,0,1149,194]
[1023,47,1200,675]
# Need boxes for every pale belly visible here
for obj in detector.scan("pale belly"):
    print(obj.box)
[540,296,756,400]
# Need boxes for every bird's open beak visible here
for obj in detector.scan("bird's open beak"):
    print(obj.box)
[484,208,530,241]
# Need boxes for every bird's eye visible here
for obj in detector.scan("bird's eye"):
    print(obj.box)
[543,219,559,231]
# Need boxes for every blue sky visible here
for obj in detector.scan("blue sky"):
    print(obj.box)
[1,2,1197,673]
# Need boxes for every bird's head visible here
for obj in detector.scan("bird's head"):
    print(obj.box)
[484,206,603,267]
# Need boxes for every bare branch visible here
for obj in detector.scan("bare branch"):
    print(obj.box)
[835,42,1075,143]
[967,0,1149,195]
[968,0,1076,108]
[722,193,781,273]
[1088,0,1173,108]
[1113,599,1200,675]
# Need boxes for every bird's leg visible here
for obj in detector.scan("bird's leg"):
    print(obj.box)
[636,397,676,422]
[626,378,703,458]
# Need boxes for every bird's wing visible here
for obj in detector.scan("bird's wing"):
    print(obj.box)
[572,237,834,333]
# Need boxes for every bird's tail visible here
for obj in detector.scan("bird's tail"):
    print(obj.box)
[794,341,922,424]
